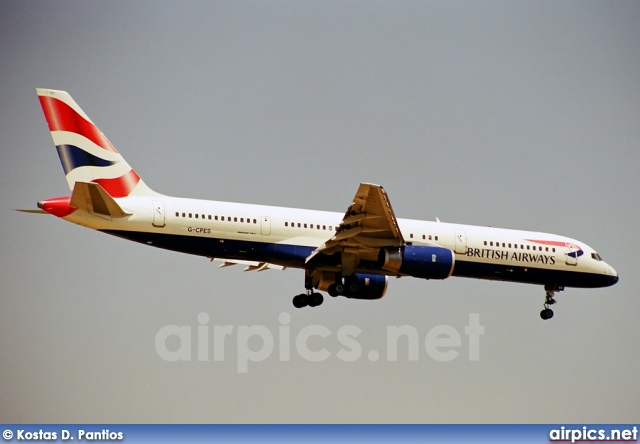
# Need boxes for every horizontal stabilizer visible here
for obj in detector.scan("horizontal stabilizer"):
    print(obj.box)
[70,181,131,218]
[14,209,48,214]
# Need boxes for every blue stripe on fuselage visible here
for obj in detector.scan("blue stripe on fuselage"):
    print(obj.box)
[452,258,617,288]
[100,230,617,289]
[101,229,315,268]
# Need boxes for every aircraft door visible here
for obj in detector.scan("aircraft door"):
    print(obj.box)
[454,229,467,254]
[152,200,166,228]
[565,244,578,266]
[261,216,271,236]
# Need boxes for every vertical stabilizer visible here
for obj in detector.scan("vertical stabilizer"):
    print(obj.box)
[36,88,159,197]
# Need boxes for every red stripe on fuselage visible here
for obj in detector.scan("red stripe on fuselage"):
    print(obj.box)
[92,169,140,198]
[38,96,118,153]
[527,239,582,251]
[526,239,568,247]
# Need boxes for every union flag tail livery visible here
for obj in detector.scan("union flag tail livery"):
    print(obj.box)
[36,88,157,197]
[24,88,618,320]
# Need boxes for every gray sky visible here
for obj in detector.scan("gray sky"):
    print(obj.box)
[1,1,639,423]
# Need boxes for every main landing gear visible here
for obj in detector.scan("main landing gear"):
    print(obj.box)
[540,284,564,320]
[293,269,330,309]
[292,290,324,308]
[291,279,356,308]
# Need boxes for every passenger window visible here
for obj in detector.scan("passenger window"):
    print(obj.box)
[304,224,307,228]
[189,213,192,218]
[410,234,414,239]
[323,225,327,230]
[422,235,425,240]
[435,236,438,241]
[526,245,530,250]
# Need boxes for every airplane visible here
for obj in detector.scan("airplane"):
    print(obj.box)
[21,88,619,320]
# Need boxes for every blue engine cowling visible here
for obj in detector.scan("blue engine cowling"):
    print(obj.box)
[316,272,389,300]
[341,273,389,299]
[380,245,455,280]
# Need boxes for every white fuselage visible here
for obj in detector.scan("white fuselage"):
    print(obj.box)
[60,194,618,289]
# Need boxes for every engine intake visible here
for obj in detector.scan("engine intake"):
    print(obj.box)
[381,245,455,280]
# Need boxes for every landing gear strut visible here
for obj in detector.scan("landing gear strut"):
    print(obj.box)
[292,271,325,308]
[540,284,563,320]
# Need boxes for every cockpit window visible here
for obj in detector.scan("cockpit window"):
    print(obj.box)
[591,252,603,261]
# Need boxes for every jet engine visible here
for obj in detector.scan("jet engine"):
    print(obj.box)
[380,245,455,280]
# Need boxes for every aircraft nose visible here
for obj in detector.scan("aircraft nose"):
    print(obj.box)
[607,265,619,286]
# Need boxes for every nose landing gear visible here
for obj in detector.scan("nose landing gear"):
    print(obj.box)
[540,284,563,320]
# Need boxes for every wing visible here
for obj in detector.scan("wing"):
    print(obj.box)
[306,183,405,274]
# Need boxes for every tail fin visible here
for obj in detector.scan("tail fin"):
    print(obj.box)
[36,88,158,197]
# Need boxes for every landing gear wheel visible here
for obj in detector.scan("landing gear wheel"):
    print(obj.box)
[292,294,308,309]
[540,308,554,320]
[328,284,339,297]
[308,292,324,307]
[334,283,345,295]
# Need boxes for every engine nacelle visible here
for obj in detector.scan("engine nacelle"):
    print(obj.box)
[342,273,388,299]
[316,272,388,300]
[380,245,455,280]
